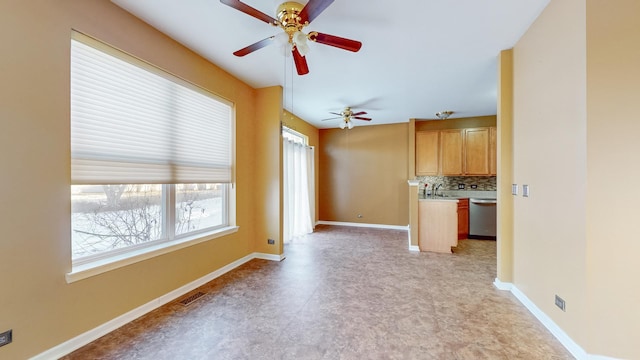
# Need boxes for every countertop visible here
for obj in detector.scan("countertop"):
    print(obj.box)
[418,194,463,202]
[418,190,497,202]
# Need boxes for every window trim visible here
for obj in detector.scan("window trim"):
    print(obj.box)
[282,126,308,145]
[66,225,239,283]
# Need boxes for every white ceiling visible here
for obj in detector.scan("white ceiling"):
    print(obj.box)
[111,0,549,128]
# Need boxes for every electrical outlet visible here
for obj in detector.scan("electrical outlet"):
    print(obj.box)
[267,239,275,245]
[512,184,518,195]
[458,183,465,189]
[555,295,566,312]
[523,184,530,197]
[470,184,478,189]
[0,329,12,347]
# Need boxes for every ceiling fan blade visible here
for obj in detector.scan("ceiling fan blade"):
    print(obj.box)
[329,112,342,116]
[309,32,362,52]
[351,111,367,116]
[292,47,309,75]
[353,117,372,121]
[299,0,335,24]
[219,0,279,25]
[233,36,275,57]
[321,116,342,121]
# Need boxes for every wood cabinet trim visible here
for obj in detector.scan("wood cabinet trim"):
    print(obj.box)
[415,126,496,177]
[464,127,490,175]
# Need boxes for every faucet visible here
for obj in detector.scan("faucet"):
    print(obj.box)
[434,183,443,197]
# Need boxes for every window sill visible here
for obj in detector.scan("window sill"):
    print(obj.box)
[66,226,239,283]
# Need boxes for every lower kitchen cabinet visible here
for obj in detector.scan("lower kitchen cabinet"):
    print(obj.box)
[418,199,458,253]
[457,198,469,240]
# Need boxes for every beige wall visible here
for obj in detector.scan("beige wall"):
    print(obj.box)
[319,124,409,226]
[512,0,588,350]
[496,50,514,283]
[0,1,279,358]
[509,0,640,357]
[283,110,320,223]
[585,0,640,357]
[254,86,283,255]
[511,1,640,357]
[513,0,587,352]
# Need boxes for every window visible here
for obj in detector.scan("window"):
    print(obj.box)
[282,126,314,243]
[71,183,228,261]
[282,126,308,145]
[70,32,235,271]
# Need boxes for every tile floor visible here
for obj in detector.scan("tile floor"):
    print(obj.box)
[63,225,573,359]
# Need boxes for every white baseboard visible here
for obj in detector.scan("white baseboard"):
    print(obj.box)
[316,221,416,251]
[494,280,620,360]
[317,220,409,231]
[31,252,282,360]
[254,252,285,261]
[407,225,419,251]
[493,278,513,291]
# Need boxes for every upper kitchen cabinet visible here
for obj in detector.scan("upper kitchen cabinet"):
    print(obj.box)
[441,130,464,175]
[464,128,490,175]
[489,126,497,175]
[415,125,497,176]
[416,131,439,176]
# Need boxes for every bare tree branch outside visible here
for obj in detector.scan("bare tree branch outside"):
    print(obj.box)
[71,184,224,259]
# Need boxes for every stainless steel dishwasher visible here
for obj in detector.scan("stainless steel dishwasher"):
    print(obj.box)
[469,198,497,239]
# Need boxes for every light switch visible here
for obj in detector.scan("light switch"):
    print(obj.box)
[523,184,530,197]
[512,184,518,195]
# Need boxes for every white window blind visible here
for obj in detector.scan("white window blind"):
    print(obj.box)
[70,32,233,184]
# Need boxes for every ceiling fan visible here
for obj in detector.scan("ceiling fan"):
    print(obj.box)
[322,107,372,129]
[219,0,362,75]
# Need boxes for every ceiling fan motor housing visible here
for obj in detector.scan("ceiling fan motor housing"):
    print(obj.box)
[276,2,306,36]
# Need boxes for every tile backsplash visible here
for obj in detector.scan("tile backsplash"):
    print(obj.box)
[417,176,496,192]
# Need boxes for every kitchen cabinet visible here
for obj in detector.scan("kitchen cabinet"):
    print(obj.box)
[489,126,497,175]
[415,127,496,176]
[457,198,469,240]
[440,130,464,175]
[464,128,490,175]
[415,131,439,176]
[418,199,458,253]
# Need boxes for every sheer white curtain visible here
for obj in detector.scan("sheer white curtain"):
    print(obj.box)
[283,139,315,243]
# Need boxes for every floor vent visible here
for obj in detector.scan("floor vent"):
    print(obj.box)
[178,291,206,306]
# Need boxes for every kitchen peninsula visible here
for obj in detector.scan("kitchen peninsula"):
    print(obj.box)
[407,180,496,253]
[418,195,460,253]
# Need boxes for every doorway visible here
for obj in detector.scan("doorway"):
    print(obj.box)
[282,126,315,243]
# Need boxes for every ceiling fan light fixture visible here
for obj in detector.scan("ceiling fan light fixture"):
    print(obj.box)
[275,32,293,56]
[296,42,310,56]
[339,120,347,129]
[275,31,289,45]
[293,31,310,56]
[293,31,306,44]
[435,110,454,120]
[347,121,354,129]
